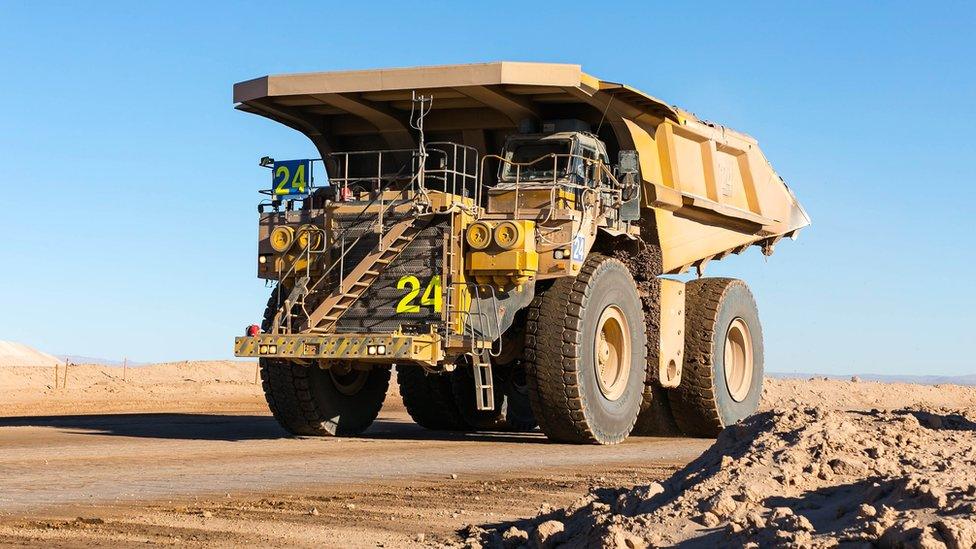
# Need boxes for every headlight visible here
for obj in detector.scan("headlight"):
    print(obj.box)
[494,221,524,250]
[296,225,322,251]
[269,226,295,253]
[465,222,492,250]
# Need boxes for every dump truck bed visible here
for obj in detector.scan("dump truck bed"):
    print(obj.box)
[234,62,809,274]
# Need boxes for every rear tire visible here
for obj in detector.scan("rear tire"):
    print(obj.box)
[525,254,648,445]
[397,366,470,431]
[669,278,764,437]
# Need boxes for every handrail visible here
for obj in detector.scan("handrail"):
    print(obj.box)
[476,152,620,211]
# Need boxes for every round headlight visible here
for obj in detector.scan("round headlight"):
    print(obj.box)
[269,226,295,253]
[494,221,524,250]
[466,222,492,250]
[296,225,322,251]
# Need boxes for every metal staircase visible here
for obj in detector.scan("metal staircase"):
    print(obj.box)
[305,214,432,333]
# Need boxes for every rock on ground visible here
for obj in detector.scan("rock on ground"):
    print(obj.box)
[469,407,976,548]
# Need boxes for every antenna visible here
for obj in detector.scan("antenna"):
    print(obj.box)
[595,95,614,136]
[409,91,434,208]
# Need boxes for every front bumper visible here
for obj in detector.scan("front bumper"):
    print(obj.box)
[234,332,444,365]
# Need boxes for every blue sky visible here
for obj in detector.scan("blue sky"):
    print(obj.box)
[1,2,973,375]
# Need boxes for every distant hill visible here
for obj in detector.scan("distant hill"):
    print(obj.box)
[0,341,63,367]
[769,371,976,387]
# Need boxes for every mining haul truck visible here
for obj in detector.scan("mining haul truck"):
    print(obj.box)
[232,62,809,444]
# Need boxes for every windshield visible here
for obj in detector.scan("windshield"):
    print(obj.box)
[500,141,572,181]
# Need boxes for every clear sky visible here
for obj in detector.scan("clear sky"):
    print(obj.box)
[1,2,973,375]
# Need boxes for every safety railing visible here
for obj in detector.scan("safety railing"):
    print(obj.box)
[326,142,480,200]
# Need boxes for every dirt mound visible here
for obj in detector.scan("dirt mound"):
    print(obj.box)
[469,406,976,548]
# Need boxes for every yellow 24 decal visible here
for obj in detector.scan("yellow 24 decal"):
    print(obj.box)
[273,163,307,196]
[396,275,442,313]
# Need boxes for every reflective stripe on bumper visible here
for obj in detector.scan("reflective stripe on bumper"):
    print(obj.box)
[234,333,442,365]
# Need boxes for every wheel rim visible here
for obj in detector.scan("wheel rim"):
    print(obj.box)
[328,362,369,396]
[724,318,754,402]
[594,305,631,401]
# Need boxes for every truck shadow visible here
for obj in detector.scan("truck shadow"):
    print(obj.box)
[0,413,547,443]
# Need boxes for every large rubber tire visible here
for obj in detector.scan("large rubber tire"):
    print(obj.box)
[670,278,764,437]
[525,254,648,445]
[450,362,537,432]
[258,288,389,436]
[397,366,470,431]
[261,359,390,436]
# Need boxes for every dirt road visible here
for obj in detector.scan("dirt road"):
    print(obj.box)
[4,362,975,547]
[0,407,708,547]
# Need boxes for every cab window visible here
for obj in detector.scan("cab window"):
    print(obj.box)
[500,141,572,181]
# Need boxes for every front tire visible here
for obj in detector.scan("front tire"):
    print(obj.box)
[257,287,388,437]
[261,359,390,436]
[525,254,648,445]
[669,278,764,437]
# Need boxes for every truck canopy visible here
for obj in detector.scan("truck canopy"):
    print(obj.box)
[234,61,681,155]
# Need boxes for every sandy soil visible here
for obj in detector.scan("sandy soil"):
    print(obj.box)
[0,406,705,547]
[473,407,976,547]
[761,376,976,413]
[6,361,975,418]
[0,361,267,417]
[2,363,975,547]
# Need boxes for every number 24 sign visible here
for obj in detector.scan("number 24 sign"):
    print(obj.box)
[272,160,312,197]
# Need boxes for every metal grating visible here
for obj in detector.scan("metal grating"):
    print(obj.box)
[332,209,445,333]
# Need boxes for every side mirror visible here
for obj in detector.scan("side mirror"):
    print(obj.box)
[617,150,639,175]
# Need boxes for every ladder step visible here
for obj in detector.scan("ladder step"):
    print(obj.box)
[472,353,495,411]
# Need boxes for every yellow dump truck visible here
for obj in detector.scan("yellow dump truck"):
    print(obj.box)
[233,62,809,444]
